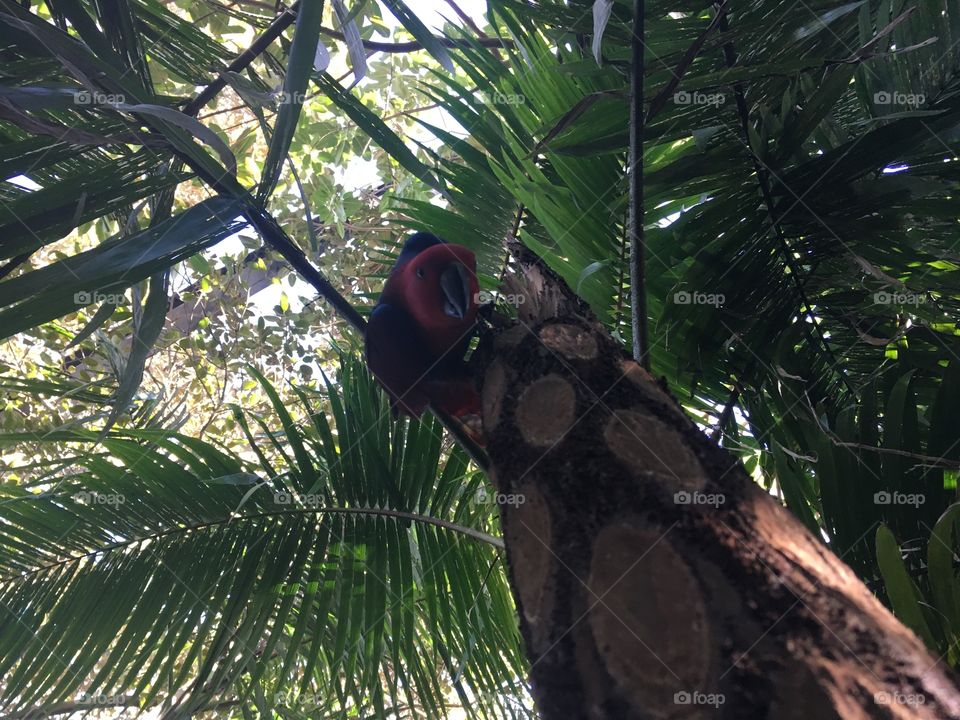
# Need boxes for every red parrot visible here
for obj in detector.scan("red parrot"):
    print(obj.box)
[365,232,481,417]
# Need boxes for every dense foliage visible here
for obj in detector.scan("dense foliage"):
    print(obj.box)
[1,0,959,716]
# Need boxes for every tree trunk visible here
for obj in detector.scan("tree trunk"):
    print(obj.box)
[478,261,960,719]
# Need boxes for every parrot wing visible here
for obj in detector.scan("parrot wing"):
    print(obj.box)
[365,302,433,417]
[366,302,481,419]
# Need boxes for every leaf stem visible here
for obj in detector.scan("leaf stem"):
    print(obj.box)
[629,0,649,368]
[2,505,503,583]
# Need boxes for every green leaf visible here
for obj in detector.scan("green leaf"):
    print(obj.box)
[381,0,454,72]
[101,271,169,433]
[929,355,960,463]
[0,197,246,341]
[591,0,615,65]
[332,0,367,85]
[65,298,119,349]
[258,0,325,200]
[0,356,519,717]
[793,1,865,40]
[313,73,440,190]
[928,504,960,636]
[113,102,236,175]
[876,523,939,649]
[772,441,820,535]
[576,260,609,295]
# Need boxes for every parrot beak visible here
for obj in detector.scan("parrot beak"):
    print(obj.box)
[440,261,471,319]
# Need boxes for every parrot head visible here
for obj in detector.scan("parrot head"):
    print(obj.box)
[385,233,479,340]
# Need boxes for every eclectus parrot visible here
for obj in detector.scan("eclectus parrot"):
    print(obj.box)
[365,232,481,418]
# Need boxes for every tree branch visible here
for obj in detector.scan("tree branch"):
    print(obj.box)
[318,26,512,52]
[445,0,486,38]
[0,252,32,281]
[629,0,648,368]
[710,380,742,442]
[184,1,300,116]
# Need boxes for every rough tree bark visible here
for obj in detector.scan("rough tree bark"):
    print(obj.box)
[477,254,960,719]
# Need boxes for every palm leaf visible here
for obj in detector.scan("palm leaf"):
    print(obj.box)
[0,356,528,718]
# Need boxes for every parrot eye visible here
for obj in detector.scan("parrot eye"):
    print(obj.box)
[415,267,425,279]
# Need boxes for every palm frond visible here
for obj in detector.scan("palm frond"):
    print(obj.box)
[0,355,529,718]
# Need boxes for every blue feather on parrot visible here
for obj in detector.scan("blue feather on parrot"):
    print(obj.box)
[365,232,481,418]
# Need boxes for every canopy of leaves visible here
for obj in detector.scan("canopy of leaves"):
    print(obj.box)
[2,0,960,715]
